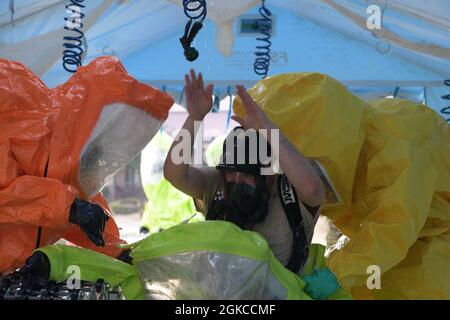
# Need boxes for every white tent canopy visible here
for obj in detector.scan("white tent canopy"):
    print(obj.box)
[0,0,449,120]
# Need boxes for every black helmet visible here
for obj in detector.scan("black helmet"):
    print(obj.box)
[216,126,271,176]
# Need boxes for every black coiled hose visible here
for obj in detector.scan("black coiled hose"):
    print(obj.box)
[183,0,207,21]
[63,0,86,73]
[441,80,450,124]
[9,0,15,26]
[253,0,273,79]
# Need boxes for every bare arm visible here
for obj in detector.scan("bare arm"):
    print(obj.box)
[271,126,325,207]
[163,69,215,200]
[232,85,325,208]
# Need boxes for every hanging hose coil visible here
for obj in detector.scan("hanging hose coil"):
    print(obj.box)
[183,0,207,21]
[62,0,86,73]
[441,79,450,124]
[253,0,273,79]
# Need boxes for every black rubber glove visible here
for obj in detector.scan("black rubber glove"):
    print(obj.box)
[18,251,51,289]
[70,198,109,247]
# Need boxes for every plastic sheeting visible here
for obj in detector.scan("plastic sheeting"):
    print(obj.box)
[131,221,314,300]
[137,251,288,300]
[0,0,115,77]
[80,103,162,197]
[233,73,450,299]
[2,0,448,75]
[37,221,352,300]
[1,0,448,103]
[131,221,351,300]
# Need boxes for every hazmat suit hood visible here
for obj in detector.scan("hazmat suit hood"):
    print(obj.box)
[46,57,173,199]
[233,72,450,299]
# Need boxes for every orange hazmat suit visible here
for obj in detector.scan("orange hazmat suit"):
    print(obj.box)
[0,56,173,274]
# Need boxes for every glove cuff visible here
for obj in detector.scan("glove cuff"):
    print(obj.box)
[69,198,79,224]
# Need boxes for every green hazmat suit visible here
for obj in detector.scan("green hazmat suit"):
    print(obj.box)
[36,221,351,300]
[205,134,227,166]
[140,131,203,234]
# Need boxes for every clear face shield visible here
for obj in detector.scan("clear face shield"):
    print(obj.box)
[79,103,162,198]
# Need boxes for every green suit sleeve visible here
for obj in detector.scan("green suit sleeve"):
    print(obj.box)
[37,245,145,300]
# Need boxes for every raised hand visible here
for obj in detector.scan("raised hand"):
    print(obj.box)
[232,85,273,130]
[184,69,214,121]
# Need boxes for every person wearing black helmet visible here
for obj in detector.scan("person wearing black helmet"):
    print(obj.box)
[164,69,325,274]
[207,125,273,230]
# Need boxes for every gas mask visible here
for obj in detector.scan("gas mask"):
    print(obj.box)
[217,176,269,230]
[208,126,272,229]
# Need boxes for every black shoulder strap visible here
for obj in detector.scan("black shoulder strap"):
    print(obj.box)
[277,174,309,274]
[206,187,224,221]
[207,176,310,274]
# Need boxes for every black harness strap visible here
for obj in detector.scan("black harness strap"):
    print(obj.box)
[205,187,224,221]
[35,159,50,249]
[35,226,42,249]
[277,174,309,274]
[206,174,310,274]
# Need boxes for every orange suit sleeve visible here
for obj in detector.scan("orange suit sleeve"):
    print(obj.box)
[0,175,77,228]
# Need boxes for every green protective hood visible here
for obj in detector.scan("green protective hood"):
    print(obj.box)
[131,220,310,300]
[37,221,351,300]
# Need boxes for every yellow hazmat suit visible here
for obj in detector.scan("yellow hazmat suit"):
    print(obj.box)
[233,73,450,299]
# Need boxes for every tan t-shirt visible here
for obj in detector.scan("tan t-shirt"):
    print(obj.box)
[194,170,321,267]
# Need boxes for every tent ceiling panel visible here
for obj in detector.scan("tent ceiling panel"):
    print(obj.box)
[118,5,445,84]
[0,1,448,97]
